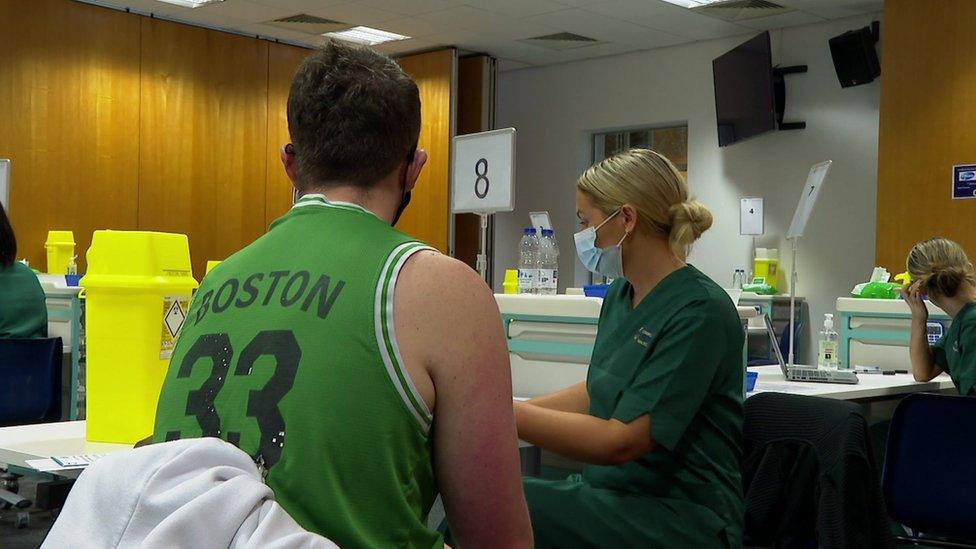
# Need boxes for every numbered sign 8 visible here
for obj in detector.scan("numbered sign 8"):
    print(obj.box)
[452,128,515,214]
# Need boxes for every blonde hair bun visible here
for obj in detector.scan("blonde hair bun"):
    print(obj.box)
[669,200,713,238]
[906,238,976,298]
[668,200,713,260]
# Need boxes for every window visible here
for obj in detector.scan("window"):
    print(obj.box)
[591,125,688,178]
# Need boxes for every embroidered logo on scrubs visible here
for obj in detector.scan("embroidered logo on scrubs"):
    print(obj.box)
[634,327,654,348]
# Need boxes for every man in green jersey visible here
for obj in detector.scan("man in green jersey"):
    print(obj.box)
[152,41,532,549]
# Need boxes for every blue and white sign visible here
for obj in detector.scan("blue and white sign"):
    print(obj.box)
[952,164,976,200]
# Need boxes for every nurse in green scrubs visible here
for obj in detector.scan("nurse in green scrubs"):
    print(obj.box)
[903,238,976,394]
[514,149,744,548]
[0,202,47,339]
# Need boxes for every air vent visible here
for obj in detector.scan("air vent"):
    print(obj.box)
[520,32,603,51]
[692,0,793,22]
[265,14,350,35]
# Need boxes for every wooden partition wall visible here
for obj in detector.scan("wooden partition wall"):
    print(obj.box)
[0,0,456,278]
[396,49,456,255]
[876,0,976,268]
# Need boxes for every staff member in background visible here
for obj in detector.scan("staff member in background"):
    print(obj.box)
[903,237,976,394]
[0,202,47,339]
[514,149,744,548]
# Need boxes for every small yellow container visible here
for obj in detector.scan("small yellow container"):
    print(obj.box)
[45,231,76,274]
[503,269,519,295]
[81,230,199,443]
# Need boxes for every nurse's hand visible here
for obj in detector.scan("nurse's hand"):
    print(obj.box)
[900,281,928,322]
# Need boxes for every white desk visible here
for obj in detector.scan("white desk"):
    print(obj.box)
[0,421,539,478]
[749,365,956,400]
[0,421,130,476]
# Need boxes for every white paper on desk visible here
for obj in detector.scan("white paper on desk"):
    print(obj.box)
[25,458,88,473]
[749,382,820,395]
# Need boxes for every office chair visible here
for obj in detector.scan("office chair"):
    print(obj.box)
[0,337,63,528]
[743,392,893,547]
[748,318,803,367]
[883,393,976,547]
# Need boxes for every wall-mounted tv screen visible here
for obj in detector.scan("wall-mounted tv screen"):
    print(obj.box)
[713,32,776,147]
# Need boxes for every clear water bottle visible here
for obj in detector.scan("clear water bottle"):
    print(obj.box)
[732,268,744,289]
[537,229,559,295]
[518,228,539,294]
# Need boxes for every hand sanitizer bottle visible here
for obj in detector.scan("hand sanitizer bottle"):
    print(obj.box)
[818,314,840,369]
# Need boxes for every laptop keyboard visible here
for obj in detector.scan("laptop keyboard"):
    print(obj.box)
[789,368,858,384]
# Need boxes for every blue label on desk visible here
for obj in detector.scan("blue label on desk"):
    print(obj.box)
[952,164,976,200]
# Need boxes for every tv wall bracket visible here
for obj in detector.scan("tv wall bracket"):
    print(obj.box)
[773,65,807,131]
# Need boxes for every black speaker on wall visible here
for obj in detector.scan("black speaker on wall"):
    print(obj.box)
[829,22,881,88]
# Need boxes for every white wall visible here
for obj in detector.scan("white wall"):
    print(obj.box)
[494,14,882,363]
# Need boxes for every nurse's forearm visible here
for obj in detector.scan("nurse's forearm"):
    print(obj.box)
[526,382,589,413]
[514,402,650,466]
[909,318,941,382]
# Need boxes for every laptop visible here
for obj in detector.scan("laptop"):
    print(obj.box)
[760,303,858,384]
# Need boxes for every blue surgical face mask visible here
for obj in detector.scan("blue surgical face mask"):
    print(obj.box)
[574,209,628,279]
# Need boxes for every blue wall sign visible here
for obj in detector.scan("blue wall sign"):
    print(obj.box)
[952,164,976,200]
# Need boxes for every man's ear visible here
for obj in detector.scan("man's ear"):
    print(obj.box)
[280,143,300,186]
[403,149,428,193]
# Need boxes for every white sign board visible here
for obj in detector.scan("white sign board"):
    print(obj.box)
[529,211,552,233]
[452,128,515,214]
[0,159,9,211]
[787,160,832,239]
[739,197,764,235]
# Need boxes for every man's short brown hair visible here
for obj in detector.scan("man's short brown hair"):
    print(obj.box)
[287,40,421,190]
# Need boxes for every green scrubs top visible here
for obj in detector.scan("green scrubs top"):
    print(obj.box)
[0,261,47,339]
[524,266,745,548]
[933,302,976,395]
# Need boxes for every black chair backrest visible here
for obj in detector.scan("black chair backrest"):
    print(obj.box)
[743,392,893,548]
[0,337,63,427]
[883,392,976,541]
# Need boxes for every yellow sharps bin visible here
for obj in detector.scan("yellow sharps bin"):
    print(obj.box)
[81,231,199,443]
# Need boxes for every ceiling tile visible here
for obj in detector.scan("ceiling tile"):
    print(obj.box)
[461,0,566,19]
[375,38,439,55]
[736,10,828,30]
[776,0,882,19]
[526,8,683,48]
[584,0,752,40]
[497,58,532,71]
[167,10,253,32]
[250,0,349,11]
[469,19,562,41]
[358,0,456,16]
[192,0,287,24]
[379,17,444,37]
[417,5,513,31]
[306,3,401,26]
[549,0,602,7]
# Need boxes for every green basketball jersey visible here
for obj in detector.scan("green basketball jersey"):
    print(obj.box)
[153,194,441,548]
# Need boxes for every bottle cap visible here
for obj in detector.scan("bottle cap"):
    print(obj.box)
[524,227,537,235]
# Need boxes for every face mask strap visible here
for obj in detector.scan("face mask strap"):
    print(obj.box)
[594,208,621,232]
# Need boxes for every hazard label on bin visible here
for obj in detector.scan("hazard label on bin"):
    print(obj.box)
[161,296,189,360]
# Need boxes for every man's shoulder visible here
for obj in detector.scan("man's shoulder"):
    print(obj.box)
[397,251,494,320]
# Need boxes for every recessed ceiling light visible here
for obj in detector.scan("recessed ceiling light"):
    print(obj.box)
[156,0,225,8]
[660,0,729,7]
[324,26,410,46]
